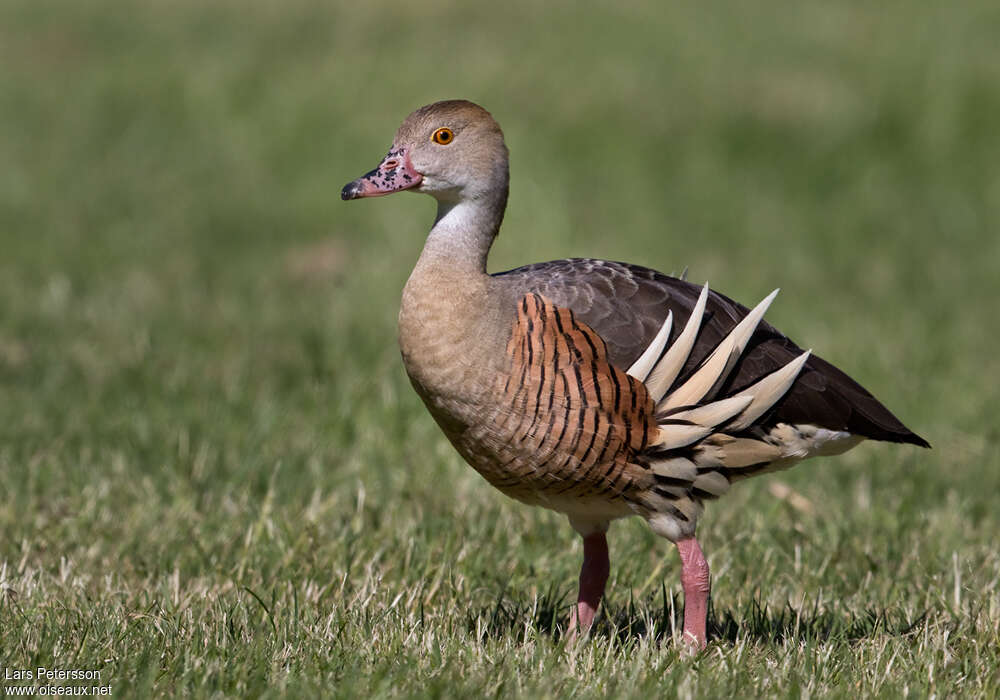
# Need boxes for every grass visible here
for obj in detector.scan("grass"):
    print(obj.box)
[1,0,999,696]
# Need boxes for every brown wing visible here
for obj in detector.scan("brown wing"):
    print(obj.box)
[493,259,928,447]
[483,293,656,502]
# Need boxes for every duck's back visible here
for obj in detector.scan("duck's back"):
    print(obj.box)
[491,258,928,448]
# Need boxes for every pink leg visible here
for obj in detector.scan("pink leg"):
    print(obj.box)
[676,536,710,649]
[567,532,610,637]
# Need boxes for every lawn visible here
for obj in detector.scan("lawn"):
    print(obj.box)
[1,0,999,697]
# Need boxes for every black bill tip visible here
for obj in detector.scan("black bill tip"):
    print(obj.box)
[341,182,359,200]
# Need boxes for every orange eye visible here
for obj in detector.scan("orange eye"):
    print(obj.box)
[432,127,454,145]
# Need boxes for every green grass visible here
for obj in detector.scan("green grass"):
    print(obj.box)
[2,0,999,696]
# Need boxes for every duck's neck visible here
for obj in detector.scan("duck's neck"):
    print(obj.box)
[415,181,508,277]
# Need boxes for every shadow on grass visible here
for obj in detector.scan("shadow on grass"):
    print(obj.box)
[706,598,928,646]
[467,585,928,647]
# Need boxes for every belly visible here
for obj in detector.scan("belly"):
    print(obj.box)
[412,382,640,520]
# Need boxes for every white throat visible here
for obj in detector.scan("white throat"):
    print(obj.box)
[417,197,501,274]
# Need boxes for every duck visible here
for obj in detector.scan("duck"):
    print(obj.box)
[341,99,928,649]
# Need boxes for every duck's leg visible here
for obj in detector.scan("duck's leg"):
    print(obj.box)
[567,531,610,637]
[676,536,710,649]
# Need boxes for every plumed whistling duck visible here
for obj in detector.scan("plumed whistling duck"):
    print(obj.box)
[342,100,928,648]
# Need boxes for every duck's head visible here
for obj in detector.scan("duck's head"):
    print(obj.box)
[341,100,508,205]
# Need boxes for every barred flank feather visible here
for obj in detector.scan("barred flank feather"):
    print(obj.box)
[483,293,654,503]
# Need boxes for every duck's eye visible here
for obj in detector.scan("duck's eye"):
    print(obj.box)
[432,128,454,145]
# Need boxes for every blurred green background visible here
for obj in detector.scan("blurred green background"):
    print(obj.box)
[1,0,998,697]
